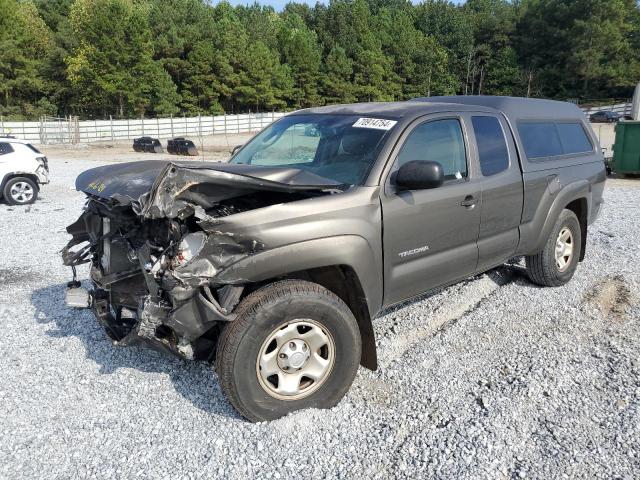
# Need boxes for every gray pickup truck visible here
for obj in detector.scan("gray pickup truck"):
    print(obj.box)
[63,96,605,421]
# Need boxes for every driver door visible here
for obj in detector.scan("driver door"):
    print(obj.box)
[381,115,481,306]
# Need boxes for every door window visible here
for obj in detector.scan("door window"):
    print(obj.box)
[472,116,510,176]
[396,119,467,180]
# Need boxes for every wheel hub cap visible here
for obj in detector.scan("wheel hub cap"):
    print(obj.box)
[257,320,335,400]
[555,227,574,272]
[277,339,310,370]
[10,182,34,202]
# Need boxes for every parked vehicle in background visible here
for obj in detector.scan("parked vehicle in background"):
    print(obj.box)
[133,137,163,153]
[63,96,605,422]
[0,137,49,205]
[167,137,199,156]
[589,111,621,123]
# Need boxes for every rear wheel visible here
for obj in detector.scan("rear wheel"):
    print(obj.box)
[3,177,38,205]
[215,280,361,422]
[525,209,581,286]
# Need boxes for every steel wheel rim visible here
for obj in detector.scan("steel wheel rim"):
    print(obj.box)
[256,319,335,400]
[10,182,34,203]
[555,227,574,272]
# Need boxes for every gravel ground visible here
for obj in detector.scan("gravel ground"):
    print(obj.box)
[1,151,639,479]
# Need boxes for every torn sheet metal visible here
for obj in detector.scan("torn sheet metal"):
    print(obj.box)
[76,160,344,215]
[65,160,342,360]
[142,163,343,218]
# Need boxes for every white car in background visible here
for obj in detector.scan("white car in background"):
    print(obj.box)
[0,136,49,205]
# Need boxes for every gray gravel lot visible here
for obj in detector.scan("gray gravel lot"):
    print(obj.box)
[1,152,639,479]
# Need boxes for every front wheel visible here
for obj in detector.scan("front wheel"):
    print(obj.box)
[215,280,362,422]
[3,177,38,205]
[525,209,582,287]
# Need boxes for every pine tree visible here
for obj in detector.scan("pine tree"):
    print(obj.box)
[321,46,356,104]
[0,0,53,118]
[278,14,322,107]
[66,0,179,117]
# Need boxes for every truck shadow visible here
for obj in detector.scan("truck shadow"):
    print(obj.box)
[30,283,239,420]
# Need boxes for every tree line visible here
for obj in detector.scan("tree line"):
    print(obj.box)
[2,0,639,120]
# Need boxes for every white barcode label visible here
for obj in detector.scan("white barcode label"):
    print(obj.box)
[352,117,398,130]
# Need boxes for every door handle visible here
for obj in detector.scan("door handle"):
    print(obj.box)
[460,195,478,208]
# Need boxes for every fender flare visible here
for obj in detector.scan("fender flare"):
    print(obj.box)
[0,172,41,194]
[519,179,591,256]
[214,235,382,370]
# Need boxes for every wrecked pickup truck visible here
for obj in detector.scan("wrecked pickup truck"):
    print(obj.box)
[63,97,605,421]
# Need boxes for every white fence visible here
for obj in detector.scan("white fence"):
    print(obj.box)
[1,102,633,144]
[581,102,632,117]
[0,111,286,144]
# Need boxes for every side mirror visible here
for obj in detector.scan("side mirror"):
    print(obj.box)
[231,144,243,155]
[395,160,444,191]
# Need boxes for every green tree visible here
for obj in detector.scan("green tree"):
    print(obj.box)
[35,0,76,115]
[321,46,356,104]
[415,0,475,94]
[148,0,216,112]
[464,0,523,96]
[67,0,179,117]
[375,6,455,99]
[235,41,293,111]
[3,0,640,118]
[278,14,322,107]
[517,0,640,98]
[180,41,225,114]
[0,0,53,119]
[236,3,281,50]
[318,0,396,101]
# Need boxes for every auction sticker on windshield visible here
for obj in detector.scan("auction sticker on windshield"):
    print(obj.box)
[352,118,398,130]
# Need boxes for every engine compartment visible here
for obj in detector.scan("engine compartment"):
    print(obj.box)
[63,162,340,360]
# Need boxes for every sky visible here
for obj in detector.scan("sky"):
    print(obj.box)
[222,0,466,12]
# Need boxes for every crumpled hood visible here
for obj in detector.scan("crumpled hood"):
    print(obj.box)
[76,160,344,216]
[76,160,167,203]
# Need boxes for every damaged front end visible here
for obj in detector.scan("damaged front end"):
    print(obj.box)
[62,160,342,360]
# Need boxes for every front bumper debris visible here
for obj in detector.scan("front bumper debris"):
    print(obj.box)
[62,161,339,360]
[65,286,91,309]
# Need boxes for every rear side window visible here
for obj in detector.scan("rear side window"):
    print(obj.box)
[518,121,592,160]
[556,123,592,155]
[518,122,563,158]
[0,142,14,155]
[471,116,509,176]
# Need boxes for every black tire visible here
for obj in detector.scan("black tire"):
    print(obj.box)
[3,177,38,205]
[525,209,582,287]
[215,280,362,422]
